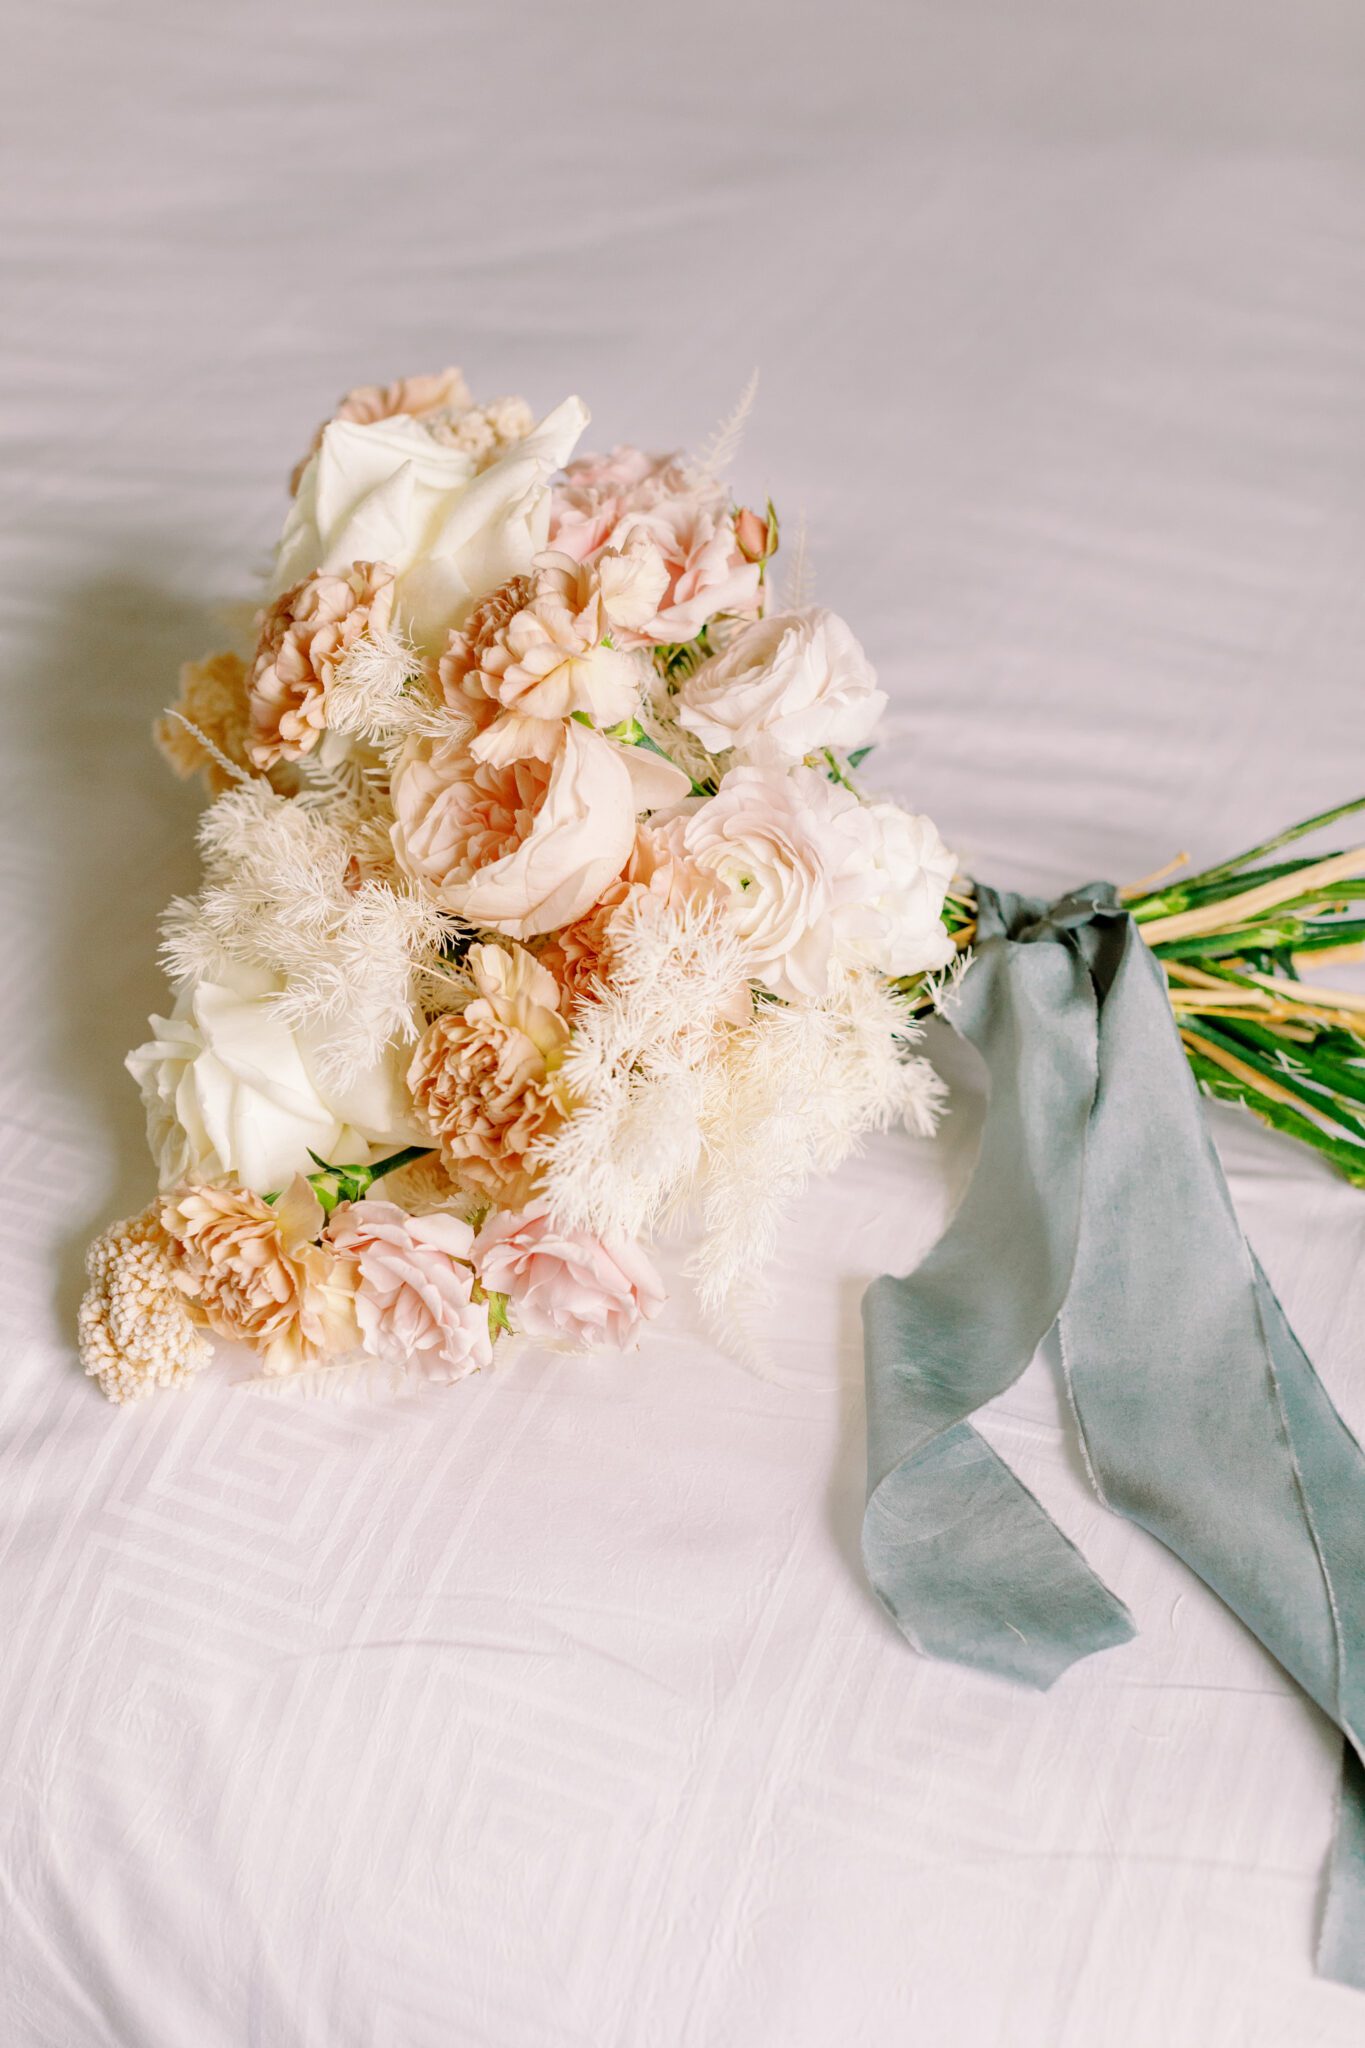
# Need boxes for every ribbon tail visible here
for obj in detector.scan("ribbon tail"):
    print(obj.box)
[863,899,1135,1690]
[1060,914,1365,1989]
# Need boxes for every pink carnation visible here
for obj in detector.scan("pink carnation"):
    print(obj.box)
[325,1200,493,1382]
[473,1200,666,1352]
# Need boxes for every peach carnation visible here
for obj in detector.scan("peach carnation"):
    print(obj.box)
[407,944,570,1205]
[437,543,663,768]
[291,367,473,494]
[160,1177,358,1376]
[324,1200,493,1381]
[248,560,397,769]
[473,1198,666,1352]
[154,651,254,796]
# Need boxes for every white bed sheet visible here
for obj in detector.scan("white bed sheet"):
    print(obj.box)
[4,3,1365,2042]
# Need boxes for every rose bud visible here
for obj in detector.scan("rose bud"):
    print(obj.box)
[734,503,778,564]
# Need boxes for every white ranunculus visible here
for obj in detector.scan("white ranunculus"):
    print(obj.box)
[827,801,958,981]
[675,607,886,764]
[126,963,423,1195]
[272,396,589,655]
[673,765,954,1000]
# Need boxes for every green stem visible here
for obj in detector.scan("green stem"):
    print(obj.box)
[1174,794,1365,895]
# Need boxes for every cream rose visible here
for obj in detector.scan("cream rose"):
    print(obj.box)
[126,961,422,1195]
[390,719,687,940]
[671,766,954,999]
[676,607,886,764]
[273,396,588,655]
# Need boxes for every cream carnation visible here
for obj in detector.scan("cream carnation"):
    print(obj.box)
[78,1205,213,1403]
[390,720,685,940]
[275,396,588,655]
[473,1198,666,1351]
[671,766,954,999]
[324,1200,493,1381]
[676,607,885,764]
[126,961,421,1195]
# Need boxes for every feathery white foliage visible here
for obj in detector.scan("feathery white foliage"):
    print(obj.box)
[535,895,751,1242]
[779,512,812,610]
[688,970,946,1319]
[692,368,760,482]
[160,778,450,1086]
[539,884,945,1337]
[326,624,463,747]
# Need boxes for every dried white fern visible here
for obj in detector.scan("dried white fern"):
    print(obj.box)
[691,368,760,483]
[779,512,812,610]
[325,624,467,748]
[688,969,946,1322]
[534,895,751,1241]
[160,778,450,1086]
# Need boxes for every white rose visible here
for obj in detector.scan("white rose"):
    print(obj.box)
[126,963,423,1195]
[676,607,886,764]
[674,765,953,999]
[272,396,588,655]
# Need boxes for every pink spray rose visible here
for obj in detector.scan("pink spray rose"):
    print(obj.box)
[548,447,761,645]
[325,1200,493,1382]
[473,1199,666,1352]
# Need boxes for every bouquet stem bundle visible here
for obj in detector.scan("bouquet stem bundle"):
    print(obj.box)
[919,797,1365,1185]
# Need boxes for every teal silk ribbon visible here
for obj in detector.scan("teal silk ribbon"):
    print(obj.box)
[862,882,1365,1988]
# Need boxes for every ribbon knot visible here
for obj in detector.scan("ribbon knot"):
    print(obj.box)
[862,882,1365,1988]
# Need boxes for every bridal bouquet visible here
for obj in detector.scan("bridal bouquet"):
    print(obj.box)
[80,369,962,1403]
[80,365,1365,1409]
[78,366,1365,1985]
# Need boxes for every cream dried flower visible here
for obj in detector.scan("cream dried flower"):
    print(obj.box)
[408,943,571,1205]
[160,1177,358,1376]
[154,651,255,796]
[78,1206,212,1404]
[429,395,536,471]
[248,561,397,769]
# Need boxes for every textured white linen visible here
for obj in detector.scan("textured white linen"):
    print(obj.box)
[4,2,1365,2042]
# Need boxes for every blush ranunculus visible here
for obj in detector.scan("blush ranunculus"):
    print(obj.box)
[473,1199,666,1351]
[676,607,886,765]
[667,766,955,999]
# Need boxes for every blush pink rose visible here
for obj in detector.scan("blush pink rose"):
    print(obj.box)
[548,447,761,645]
[390,718,687,939]
[325,1199,492,1381]
[390,720,635,939]
[473,1199,666,1352]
